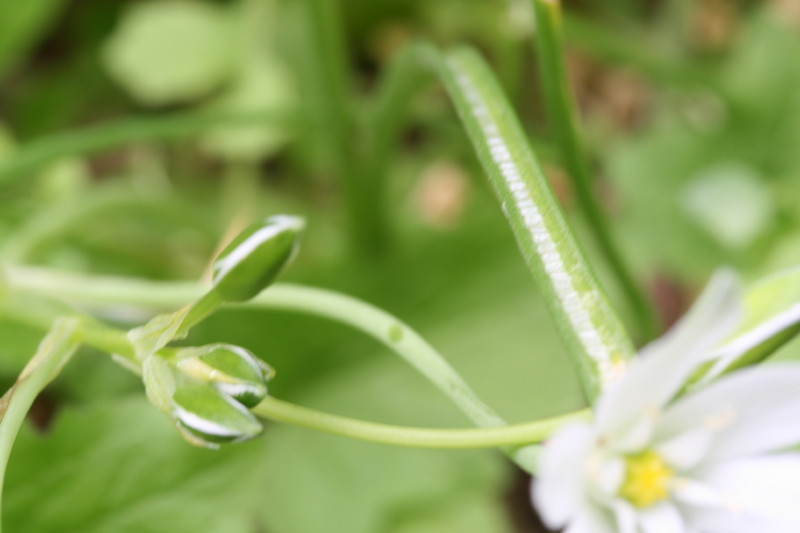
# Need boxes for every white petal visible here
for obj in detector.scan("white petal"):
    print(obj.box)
[655,428,714,470]
[672,478,726,508]
[638,502,684,533]
[658,365,800,460]
[698,302,800,385]
[685,509,777,533]
[612,500,637,533]
[596,269,741,436]
[534,423,595,529]
[564,505,616,533]
[590,455,625,498]
[698,454,800,528]
[614,413,658,453]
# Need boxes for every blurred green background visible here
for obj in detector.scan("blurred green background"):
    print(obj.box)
[1,0,800,531]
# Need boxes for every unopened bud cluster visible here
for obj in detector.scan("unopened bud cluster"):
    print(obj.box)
[143,344,273,448]
[136,214,304,447]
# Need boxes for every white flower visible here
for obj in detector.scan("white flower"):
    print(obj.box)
[533,270,800,533]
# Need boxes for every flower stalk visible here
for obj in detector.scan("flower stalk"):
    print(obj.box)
[253,396,589,449]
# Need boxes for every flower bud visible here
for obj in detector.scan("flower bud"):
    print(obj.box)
[171,381,263,448]
[211,215,304,302]
[175,343,272,408]
[142,353,263,449]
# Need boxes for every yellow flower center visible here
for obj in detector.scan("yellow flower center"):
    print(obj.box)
[618,450,674,508]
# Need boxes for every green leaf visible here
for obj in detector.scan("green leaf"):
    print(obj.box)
[3,399,268,533]
[103,1,236,105]
[426,45,634,398]
[258,349,515,533]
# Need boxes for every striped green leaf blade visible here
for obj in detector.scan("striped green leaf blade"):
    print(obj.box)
[428,46,635,399]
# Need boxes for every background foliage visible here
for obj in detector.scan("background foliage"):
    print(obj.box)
[1,0,799,531]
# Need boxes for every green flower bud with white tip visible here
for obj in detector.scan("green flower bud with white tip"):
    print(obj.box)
[175,343,273,408]
[211,215,304,302]
[142,353,263,449]
[171,381,262,448]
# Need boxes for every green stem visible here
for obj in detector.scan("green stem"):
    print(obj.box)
[253,396,589,449]
[531,0,657,340]
[250,286,506,426]
[0,318,81,533]
[177,290,224,338]
[2,266,543,471]
[305,0,350,164]
[0,109,295,185]
[0,289,136,363]
[295,0,378,252]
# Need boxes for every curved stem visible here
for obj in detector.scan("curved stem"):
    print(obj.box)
[0,318,81,532]
[531,0,657,341]
[0,288,136,364]
[253,396,589,449]
[2,266,545,471]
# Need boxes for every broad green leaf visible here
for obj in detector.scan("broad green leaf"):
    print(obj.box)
[3,399,267,533]
[0,318,80,529]
[258,347,515,533]
[427,46,634,398]
[103,1,236,105]
[390,494,514,533]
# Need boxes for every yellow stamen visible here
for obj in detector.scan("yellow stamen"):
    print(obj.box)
[618,450,674,508]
